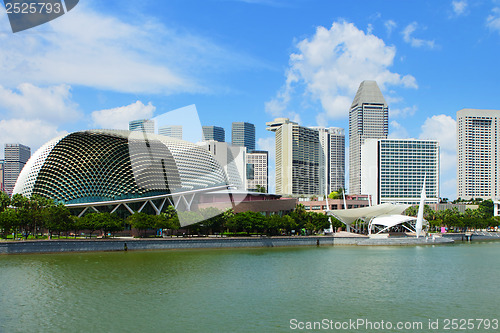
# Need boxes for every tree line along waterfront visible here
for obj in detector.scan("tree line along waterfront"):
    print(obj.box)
[1,191,499,240]
[0,193,336,239]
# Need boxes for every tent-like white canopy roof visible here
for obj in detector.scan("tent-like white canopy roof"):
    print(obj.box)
[370,214,428,229]
[369,214,428,235]
[327,203,410,226]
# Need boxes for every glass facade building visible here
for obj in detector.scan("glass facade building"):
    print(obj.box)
[129,119,155,133]
[232,122,255,151]
[361,139,440,205]
[202,126,225,142]
[159,125,183,140]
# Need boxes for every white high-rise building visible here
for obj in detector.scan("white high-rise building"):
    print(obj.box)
[129,119,155,133]
[361,139,439,205]
[159,125,183,140]
[266,118,320,195]
[247,151,268,192]
[329,127,345,193]
[198,140,247,190]
[309,127,346,195]
[457,109,500,199]
[349,80,388,194]
[4,143,31,195]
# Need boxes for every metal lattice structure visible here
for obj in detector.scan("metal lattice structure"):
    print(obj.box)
[13,130,229,214]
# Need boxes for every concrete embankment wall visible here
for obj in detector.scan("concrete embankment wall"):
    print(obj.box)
[0,236,363,255]
[442,233,500,241]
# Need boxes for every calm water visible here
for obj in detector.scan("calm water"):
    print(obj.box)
[1,241,499,333]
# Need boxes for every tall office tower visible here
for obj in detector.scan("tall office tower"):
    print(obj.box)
[232,122,255,151]
[246,151,268,192]
[266,118,320,195]
[198,140,247,190]
[129,119,155,133]
[159,125,183,140]
[361,139,440,205]
[329,127,345,193]
[349,80,388,194]
[202,126,225,142]
[313,127,329,195]
[457,109,500,199]
[4,143,31,195]
[0,160,4,193]
[309,127,345,195]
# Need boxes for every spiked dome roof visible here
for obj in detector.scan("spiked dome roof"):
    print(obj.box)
[13,130,229,204]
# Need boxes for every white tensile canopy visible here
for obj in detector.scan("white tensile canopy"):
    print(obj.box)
[326,203,427,234]
[327,203,410,227]
[368,214,428,235]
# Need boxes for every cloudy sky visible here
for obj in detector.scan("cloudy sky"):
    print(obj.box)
[1,0,499,199]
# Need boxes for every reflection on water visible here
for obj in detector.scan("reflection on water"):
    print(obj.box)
[1,242,499,332]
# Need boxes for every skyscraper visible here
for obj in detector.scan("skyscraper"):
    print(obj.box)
[232,122,255,151]
[329,127,345,193]
[349,80,388,194]
[159,125,183,140]
[129,119,155,133]
[457,109,500,199]
[361,139,439,205]
[0,160,4,193]
[202,126,225,142]
[198,140,247,190]
[267,118,320,195]
[4,143,31,195]
[247,151,268,192]
[308,127,345,195]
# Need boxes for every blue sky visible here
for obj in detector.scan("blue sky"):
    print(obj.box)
[1,0,500,199]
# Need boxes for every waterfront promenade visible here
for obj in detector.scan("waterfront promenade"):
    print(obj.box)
[0,232,457,254]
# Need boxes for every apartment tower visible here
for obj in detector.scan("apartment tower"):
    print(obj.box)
[457,109,500,199]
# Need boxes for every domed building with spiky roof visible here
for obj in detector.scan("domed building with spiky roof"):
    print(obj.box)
[13,130,231,219]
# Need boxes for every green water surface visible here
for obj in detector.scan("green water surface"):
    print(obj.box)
[0,242,499,332]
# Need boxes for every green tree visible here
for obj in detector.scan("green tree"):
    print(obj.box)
[255,185,266,193]
[127,212,156,237]
[0,209,19,238]
[328,188,345,199]
[0,192,10,213]
[44,204,72,238]
[80,212,107,238]
[101,213,124,237]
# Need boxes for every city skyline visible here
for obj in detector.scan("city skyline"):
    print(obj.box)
[1,1,500,199]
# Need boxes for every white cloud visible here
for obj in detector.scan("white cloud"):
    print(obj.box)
[390,105,417,118]
[451,1,468,16]
[402,22,436,48]
[384,20,397,36]
[0,2,259,95]
[0,119,67,158]
[419,114,457,199]
[91,101,156,130]
[388,120,410,139]
[419,114,456,152]
[266,21,417,123]
[487,8,500,33]
[0,84,79,123]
